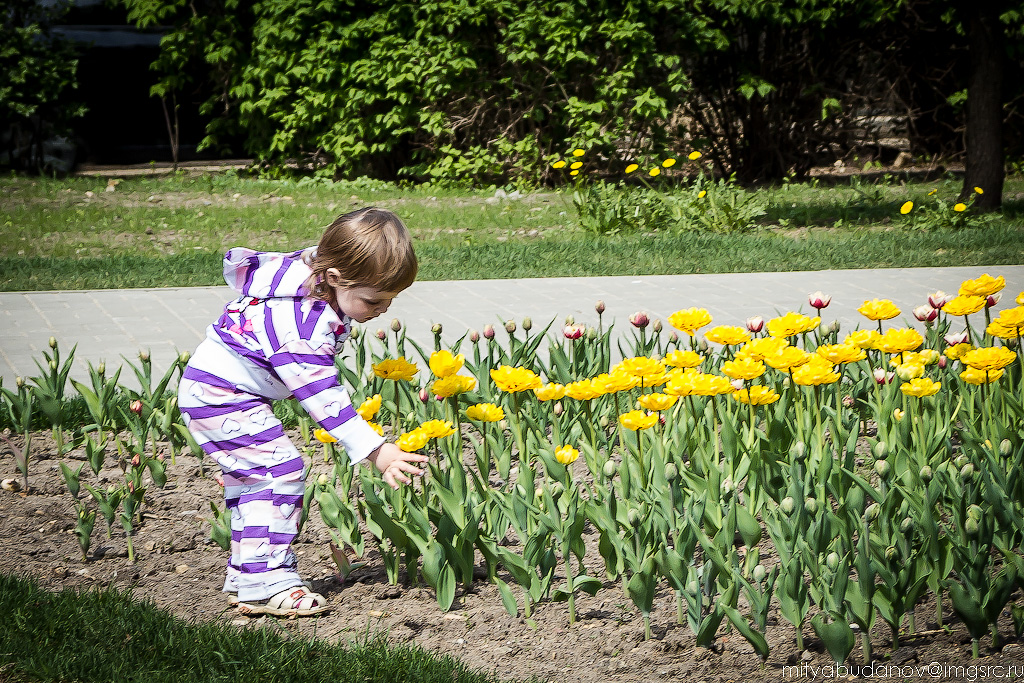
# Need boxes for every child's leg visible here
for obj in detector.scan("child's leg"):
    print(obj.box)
[178,374,307,602]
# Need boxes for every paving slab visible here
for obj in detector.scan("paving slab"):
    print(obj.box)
[1,265,1021,391]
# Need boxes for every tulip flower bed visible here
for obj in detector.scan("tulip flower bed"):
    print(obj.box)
[2,273,1024,678]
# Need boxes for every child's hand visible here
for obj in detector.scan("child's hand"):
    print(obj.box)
[367,442,427,489]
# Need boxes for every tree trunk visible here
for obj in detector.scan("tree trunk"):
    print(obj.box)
[962,5,1004,211]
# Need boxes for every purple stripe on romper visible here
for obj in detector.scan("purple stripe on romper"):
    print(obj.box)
[239,562,270,573]
[179,398,268,421]
[230,458,305,483]
[269,533,294,544]
[291,375,339,402]
[213,326,275,375]
[243,254,260,293]
[319,404,359,431]
[182,366,241,392]
[270,352,334,368]
[202,424,287,456]
[294,299,325,340]
[237,490,275,506]
[265,306,281,351]
[239,526,270,539]
[268,258,291,296]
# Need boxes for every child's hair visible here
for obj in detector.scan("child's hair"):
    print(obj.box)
[306,207,418,302]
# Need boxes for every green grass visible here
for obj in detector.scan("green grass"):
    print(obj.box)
[2,172,1022,291]
[0,573,520,683]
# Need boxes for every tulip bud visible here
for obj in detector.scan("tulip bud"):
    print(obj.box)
[999,439,1013,458]
[965,517,980,536]
[130,399,143,415]
[874,367,894,385]
[664,462,678,481]
[131,454,141,467]
[872,441,889,460]
[745,316,764,333]
[928,291,952,309]
[885,545,898,561]
[967,504,984,521]
[595,300,606,315]
[107,484,118,494]
[563,324,584,340]
[731,379,745,391]
[698,338,709,353]
[156,452,165,462]
[550,481,564,497]
[780,497,796,515]
[553,401,564,417]
[938,354,948,369]
[515,483,528,497]
[376,329,386,340]
[944,330,969,346]
[603,460,617,478]
[874,459,891,479]
[598,415,608,428]
[959,462,974,482]
[893,408,905,422]
[652,319,662,333]
[565,314,575,325]
[522,317,532,331]
[919,465,933,482]
[864,502,880,522]
[139,350,150,362]
[900,517,914,534]
[97,361,106,376]
[390,318,402,333]
[986,293,1001,308]
[504,320,516,334]
[627,508,641,526]
[818,322,830,336]
[483,324,495,339]
[586,327,598,341]
[350,327,361,340]
[954,454,969,469]
[826,551,840,571]
[668,332,678,343]
[15,376,24,388]
[790,441,806,461]
[842,394,855,408]
[629,311,649,328]
[419,388,429,403]
[317,473,329,486]
[431,323,443,335]
[913,305,939,323]
[49,359,58,372]
[469,329,480,343]
[721,477,735,496]
[808,291,831,310]
[804,497,818,515]
[48,336,58,349]
[752,564,766,583]
[829,319,840,335]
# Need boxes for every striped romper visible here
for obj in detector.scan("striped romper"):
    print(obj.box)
[177,248,383,602]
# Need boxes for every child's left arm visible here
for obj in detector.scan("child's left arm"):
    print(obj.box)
[365,443,428,489]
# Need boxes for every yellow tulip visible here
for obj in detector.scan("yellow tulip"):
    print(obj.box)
[894,362,925,380]
[668,307,713,336]
[737,336,788,360]
[792,361,840,386]
[565,379,602,401]
[616,356,665,380]
[767,312,820,338]
[959,273,1005,297]
[945,343,973,360]
[877,328,924,354]
[555,445,580,465]
[429,350,465,378]
[490,365,542,392]
[638,392,678,411]
[704,325,750,346]
[533,383,566,401]
[858,299,900,321]
[619,410,658,431]
[960,366,1004,385]
[665,370,732,396]
[893,408,905,421]
[764,346,811,371]
[314,428,337,443]
[418,419,457,439]
[664,349,704,368]
[732,385,781,406]
[721,357,766,381]
[367,421,384,436]
[845,329,882,350]
[465,403,504,422]
[943,295,986,317]
[960,346,1017,372]
[357,394,382,420]
[373,357,418,381]
[901,377,941,397]
[815,343,866,364]
[592,371,639,394]
[397,429,430,452]
[431,374,476,398]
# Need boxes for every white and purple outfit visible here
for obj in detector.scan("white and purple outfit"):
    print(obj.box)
[177,248,383,601]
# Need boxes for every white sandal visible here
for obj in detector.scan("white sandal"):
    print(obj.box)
[236,586,330,617]
[227,580,311,606]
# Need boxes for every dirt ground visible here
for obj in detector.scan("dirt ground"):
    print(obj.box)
[2,430,1022,683]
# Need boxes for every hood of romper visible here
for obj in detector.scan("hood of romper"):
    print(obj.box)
[222,247,317,299]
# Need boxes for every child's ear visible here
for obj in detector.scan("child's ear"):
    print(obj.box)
[325,268,343,287]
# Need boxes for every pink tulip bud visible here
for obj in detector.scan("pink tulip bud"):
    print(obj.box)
[928,291,953,309]
[483,324,495,339]
[938,355,948,369]
[873,368,895,385]
[986,293,1001,308]
[130,400,143,415]
[745,316,764,333]
[808,291,831,310]
[419,388,429,403]
[913,305,938,323]
[944,330,969,346]
[669,332,678,343]
[629,311,649,328]
[652,319,662,333]
[659,415,666,426]
[469,329,480,343]
[156,453,165,462]
[842,395,855,408]
[595,300,606,315]
[127,481,135,493]
[505,320,517,334]
[564,324,584,340]
[375,329,386,341]
[131,454,141,467]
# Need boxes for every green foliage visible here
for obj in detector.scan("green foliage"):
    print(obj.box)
[0,0,84,172]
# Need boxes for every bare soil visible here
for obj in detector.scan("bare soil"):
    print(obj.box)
[2,431,1022,683]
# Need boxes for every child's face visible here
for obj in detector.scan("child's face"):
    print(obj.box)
[326,269,398,323]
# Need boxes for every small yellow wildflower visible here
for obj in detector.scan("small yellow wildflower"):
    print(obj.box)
[688,151,702,161]
[625,163,639,174]
[900,201,913,215]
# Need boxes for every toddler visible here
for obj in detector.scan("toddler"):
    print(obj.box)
[177,207,427,617]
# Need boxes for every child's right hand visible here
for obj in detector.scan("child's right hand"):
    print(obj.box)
[367,442,427,489]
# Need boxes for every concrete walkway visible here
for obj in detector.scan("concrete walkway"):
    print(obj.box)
[1,265,1022,389]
